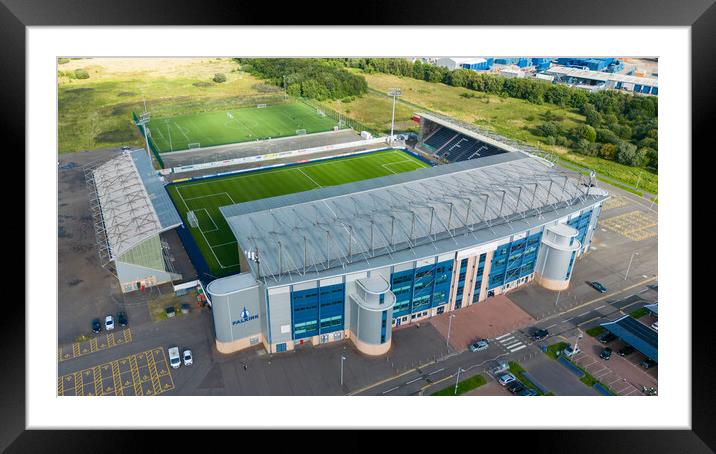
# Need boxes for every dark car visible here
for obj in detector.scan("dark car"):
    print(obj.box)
[640,359,657,369]
[598,332,617,344]
[617,345,635,356]
[121,145,130,151]
[507,381,525,395]
[530,328,549,341]
[590,281,608,293]
[518,388,538,396]
[166,306,176,318]
[117,311,128,327]
[91,318,101,334]
[600,347,613,360]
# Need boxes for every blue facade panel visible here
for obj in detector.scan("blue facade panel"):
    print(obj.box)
[290,283,345,339]
[489,232,542,290]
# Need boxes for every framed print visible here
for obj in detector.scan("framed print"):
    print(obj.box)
[7,0,711,449]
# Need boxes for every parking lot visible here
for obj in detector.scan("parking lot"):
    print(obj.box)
[58,328,132,362]
[58,347,175,396]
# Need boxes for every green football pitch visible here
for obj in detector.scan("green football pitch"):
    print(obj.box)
[166,149,431,277]
[147,102,339,153]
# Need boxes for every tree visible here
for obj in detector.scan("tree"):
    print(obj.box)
[575,124,597,143]
[213,73,227,83]
[598,143,617,160]
[616,142,642,166]
[74,68,90,79]
[538,121,563,138]
[596,128,619,145]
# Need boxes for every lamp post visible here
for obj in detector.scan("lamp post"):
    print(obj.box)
[625,250,639,280]
[454,367,466,395]
[574,329,583,355]
[340,355,346,386]
[555,290,561,307]
[446,313,456,348]
[388,88,401,144]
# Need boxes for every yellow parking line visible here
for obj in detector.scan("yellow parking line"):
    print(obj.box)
[129,355,143,396]
[72,342,80,358]
[107,332,116,349]
[89,337,98,353]
[57,376,63,396]
[111,360,123,396]
[74,371,84,396]
[124,329,132,343]
[93,366,103,396]
[146,351,163,396]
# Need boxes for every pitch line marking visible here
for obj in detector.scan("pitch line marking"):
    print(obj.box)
[298,168,322,188]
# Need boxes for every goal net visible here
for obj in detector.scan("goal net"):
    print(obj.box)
[187,211,199,228]
[257,103,268,108]
[188,143,201,149]
[296,129,307,135]
[316,109,326,117]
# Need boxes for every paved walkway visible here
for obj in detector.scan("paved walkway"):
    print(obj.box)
[430,295,536,351]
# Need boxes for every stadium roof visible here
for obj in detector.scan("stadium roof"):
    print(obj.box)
[544,66,658,87]
[87,149,182,263]
[221,152,608,286]
[601,315,658,361]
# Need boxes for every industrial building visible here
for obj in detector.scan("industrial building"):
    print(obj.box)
[543,66,658,95]
[85,149,184,293]
[435,57,493,71]
[206,127,609,355]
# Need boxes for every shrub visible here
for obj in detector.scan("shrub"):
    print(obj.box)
[575,124,597,143]
[58,58,70,65]
[74,68,90,79]
[212,73,227,83]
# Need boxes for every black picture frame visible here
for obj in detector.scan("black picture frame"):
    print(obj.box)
[6,0,709,450]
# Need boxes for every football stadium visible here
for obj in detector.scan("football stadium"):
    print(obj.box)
[87,100,609,356]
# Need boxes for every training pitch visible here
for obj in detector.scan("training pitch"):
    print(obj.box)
[147,102,339,152]
[166,149,431,277]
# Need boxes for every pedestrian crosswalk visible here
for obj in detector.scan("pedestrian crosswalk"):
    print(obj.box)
[495,332,527,353]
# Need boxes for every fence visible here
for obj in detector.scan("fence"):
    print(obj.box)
[132,112,165,169]
[299,98,381,138]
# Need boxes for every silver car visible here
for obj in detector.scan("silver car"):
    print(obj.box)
[469,339,489,352]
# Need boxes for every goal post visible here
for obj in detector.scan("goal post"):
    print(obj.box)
[296,129,307,135]
[187,211,199,228]
[188,143,201,149]
[256,103,268,108]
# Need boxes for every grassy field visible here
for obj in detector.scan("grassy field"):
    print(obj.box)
[58,57,284,153]
[319,91,417,134]
[346,71,657,195]
[166,149,431,277]
[148,102,338,152]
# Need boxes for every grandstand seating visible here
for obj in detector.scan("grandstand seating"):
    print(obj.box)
[420,126,506,163]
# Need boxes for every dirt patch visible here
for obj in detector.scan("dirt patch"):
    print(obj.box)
[95,129,136,143]
[65,87,95,95]
[117,91,136,97]
[193,81,214,88]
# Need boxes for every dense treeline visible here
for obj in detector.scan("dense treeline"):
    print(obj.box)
[339,58,658,171]
[236,58,368,101]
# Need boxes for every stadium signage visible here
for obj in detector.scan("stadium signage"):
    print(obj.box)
[232,307,259,325]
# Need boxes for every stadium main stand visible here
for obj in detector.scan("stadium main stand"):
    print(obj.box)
[420,126,507,163]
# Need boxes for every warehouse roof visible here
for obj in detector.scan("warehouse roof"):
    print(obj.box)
[544,66,658,87]
[221,152,608,286]
[88,149,182,262]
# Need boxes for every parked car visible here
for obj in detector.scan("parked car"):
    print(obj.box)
[598,332,617,344]
[640,358,657,369]
[617,345,635,356]
[121,145,130,151]
[650,321,658,332]
[530,328,549,341]
[518,388,538,396]
[104,314,115,331]
[498,373,517,386]
[563,345,581,357]
[117,311,128,327]
[507,381,525,394]
[469,339,489,352]
[600,347,613,360]
[589,281,608,293]
[168,346,181,369]
[182,349,193,366]
[166,306,176,318]
[91,318,101,334]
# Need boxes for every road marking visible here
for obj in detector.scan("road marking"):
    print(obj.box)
[509,345,527,353]
[503,341,523,349]
[382,386,400,394]
[576,311,590,317]
[545,323,557,329]
[428,368,445,376]
[406,377,423,385]
[495,333,513,340]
